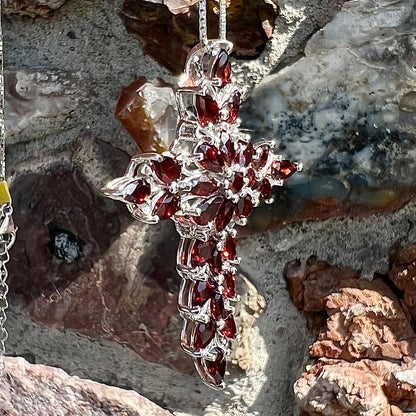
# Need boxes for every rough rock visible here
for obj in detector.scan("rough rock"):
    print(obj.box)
[121,0,278,73]
[241,0,416,230]
[288,253,416,415]
[4,0,68,17]
[0,357,172,415]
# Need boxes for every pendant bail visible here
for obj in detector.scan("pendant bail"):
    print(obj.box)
[199,0,227,46]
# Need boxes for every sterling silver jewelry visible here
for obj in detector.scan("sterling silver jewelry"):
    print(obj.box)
[104,0,300,389]
[0,1,17,377]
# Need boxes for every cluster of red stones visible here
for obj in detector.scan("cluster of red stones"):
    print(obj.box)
[105,44,299,389]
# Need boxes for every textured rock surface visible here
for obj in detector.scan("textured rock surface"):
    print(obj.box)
[4,0,68,17]
[0,357,172,415]
[3,0,416,415]
[287,255,416,415]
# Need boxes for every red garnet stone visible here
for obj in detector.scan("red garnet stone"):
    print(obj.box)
[221,315,237,339]
[125,180,151,204]
[155,192,180,219]
[221,235,237,260]
[222,272,236,298]
[192,281,214,307]
[196,94,220,126]
[194,321,215,349]
[196,143,224,173]
[153,157,181,184]
[272,160,298,180]
[195,348,226,387]
[209,50,232,86]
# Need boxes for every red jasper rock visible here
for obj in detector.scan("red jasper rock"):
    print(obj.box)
[195,348,226,388]
[222,235,237,261]
[253,144,270,170]
[125,180,151,204]
[236,197,253,219]
[191,240,215,267]
[222,272,236,298]
[272,160,298,180]
[215,200,235,232]
[196,143,224,173]
[209,50,232,86]
[194,196,224,226]
[155,192,180,219]
[196,94,220,126]
[230,172,244,194]
[191,177,218,196]
[192,281,215,307]
[194,321,215,350]
[153,157,181,184]
[221,315,237,339]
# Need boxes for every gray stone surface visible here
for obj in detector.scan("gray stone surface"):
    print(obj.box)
[3,0,416,416]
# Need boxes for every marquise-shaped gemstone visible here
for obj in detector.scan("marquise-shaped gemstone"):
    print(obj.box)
[209,49,232,86]
[196,94,220,126]
[153,157,181,184]
[235,197,253,219]
[236,142,254,167]
[253,144,270,170]
[191,177,218,196]
[230,172,244,194]
[194,196,224,226]
[221,138,236,167]
[194,321,215,350]
[221,235,237,261]
[222,272,236,298]
[196,143,224,173]
[215,200,234,232]
[195,348,226,388]
[125,180,151,204]
[155,192,180,219]
[272,160,298,180]
[211,293,228,320]
[221,315,237,339]
[224,91,241,123]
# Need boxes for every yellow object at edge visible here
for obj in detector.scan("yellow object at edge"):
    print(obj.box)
[0,181,11,204]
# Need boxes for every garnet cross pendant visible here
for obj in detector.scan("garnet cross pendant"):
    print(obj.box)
[103,39,301,389]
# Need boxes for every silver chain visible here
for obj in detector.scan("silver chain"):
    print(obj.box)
[199,0,227,45]
[0,0,5,181]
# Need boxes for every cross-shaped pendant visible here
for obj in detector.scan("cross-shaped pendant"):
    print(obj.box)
[103,39,301,390]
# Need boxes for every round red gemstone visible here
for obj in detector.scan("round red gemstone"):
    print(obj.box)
[236,142,254,167]
[196,94,220,126]
[196,143,224,173]
[211,293,228,320]
[272,160,298,179]
[209,49,232,86]
[224,91,241,123]
[153,157,181,185]
[252,144,270,170]
[221,235,237,260]
[155,192,180,219]
[194,321,215,350]
[191,240,215,267]
[125,180,151,204]
[192,281,214,307]
[191,177,218,196]
[195,348,226,387]
[230,172,244,194]
[221,316,237,339]
[236,197,253,219]
[194,196,224,226]
[222,272,236,298]
[215,200,234,232]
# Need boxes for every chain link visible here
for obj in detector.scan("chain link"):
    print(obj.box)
[0,206,14,377]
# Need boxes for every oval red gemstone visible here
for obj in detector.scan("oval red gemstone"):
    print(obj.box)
[209,49,232,86]
[221,316,237,339]
[221,235,237,260]
[194,196,224,226]
[230,172,244,194]
[272,160,298,179]
[236,197,253,219]
[155,192,180,219]
[253,144,270,170]
[191,240,215,267]
[222,272,236,298]
[195,348,226,387]
[196,94,220,126]
[125,180,151,204]
[194,321,215,350]
[224,91,241,123]
[215,200,234,232]
[211,293,228,320]
[192,281,214,307]
[191,177,218,196]
[236,142,254,167]
[196,143,224,173]
[153,157,181,185]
